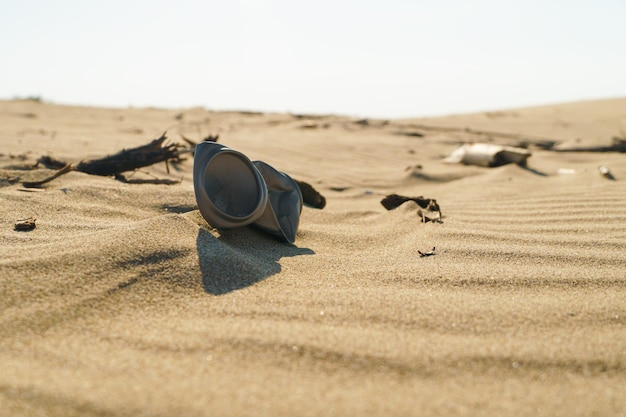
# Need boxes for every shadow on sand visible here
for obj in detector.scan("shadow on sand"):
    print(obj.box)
[196,227,314,295]
[519,164,549,177]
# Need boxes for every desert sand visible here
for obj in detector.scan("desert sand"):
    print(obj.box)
[1,98,624,416]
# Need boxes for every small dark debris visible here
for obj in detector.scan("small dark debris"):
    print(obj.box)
[598,166,616,180]
[381,194,442,223]
[296,180,326,209]
[15,217,37,231]
[162,204,197,214]
[396,131,424,138]
[180,133,219,149]
[203,134,219,143]
[418,247,436,257]
[237,110,264,116]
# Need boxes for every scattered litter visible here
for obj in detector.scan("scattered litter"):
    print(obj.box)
[418,247,436,257]
[557,168,576,175]
[444,143,531,167]
[598,166,615,180]
[193,142,308,244]
[381,194,442,223]
[14,217,37,231]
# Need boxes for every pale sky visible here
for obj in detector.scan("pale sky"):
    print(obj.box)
[2,0,625,118]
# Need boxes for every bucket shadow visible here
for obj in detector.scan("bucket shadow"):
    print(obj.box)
[196,227,314,295]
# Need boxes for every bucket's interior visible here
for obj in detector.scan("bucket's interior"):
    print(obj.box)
[204,153,261,218]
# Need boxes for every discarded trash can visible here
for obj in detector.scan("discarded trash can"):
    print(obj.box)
[193,142,303,243]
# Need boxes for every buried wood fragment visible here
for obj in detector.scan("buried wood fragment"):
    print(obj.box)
[380,194,442,222]
[444,143,531,167]
[14,216,37,231]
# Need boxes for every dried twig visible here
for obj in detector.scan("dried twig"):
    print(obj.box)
[75,133,181,176]
[23,163,73,187]
[23,133,188,187]
[180,133,219,149]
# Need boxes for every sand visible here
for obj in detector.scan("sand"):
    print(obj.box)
[1,98,624,416]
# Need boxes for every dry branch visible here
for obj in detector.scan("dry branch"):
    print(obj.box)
[23,133,188,187]
[75,133,181,176]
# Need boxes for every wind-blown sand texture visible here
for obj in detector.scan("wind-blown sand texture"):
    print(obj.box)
[1,98,625,416]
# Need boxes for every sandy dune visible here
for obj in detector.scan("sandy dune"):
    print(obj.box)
[1,98,625,416]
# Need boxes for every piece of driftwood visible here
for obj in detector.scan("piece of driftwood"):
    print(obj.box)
[23,133,190,187]
[381,194,442,222]
[75,133,182,176]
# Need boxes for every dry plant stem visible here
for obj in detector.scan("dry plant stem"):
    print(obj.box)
[23,163,74,187]
[75,133,180,176]
[22,133,186,188]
